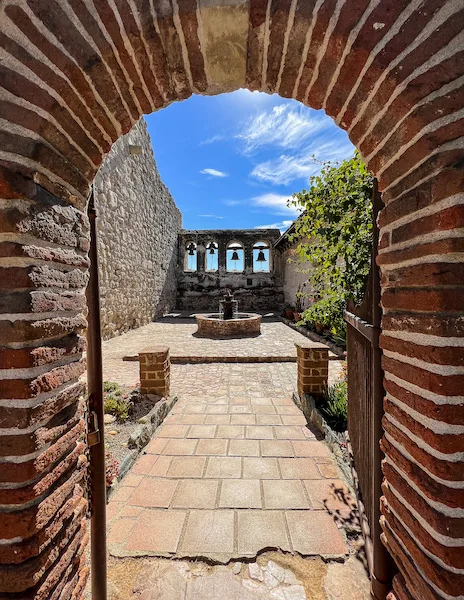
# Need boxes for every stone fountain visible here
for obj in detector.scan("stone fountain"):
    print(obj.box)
[195,290,261,337]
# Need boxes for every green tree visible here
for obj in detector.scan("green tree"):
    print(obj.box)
[289,152,373,340]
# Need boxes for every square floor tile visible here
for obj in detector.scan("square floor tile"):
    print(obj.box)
[256,414,282,425]
[131,454,157,475]
[274,426,307,440]
[317,461,339,478]
[172,479,218,509]
[229,405,253,414]
[111,485,133,503]
[196,438,228,455]
[145,438,168,455]
[204,414,231,425]
[275,406,301,415]
[188,405,207,414]
[252,406,277,414]
[205,456,242,479]
[272,397,294,406]
[162,439,198,455]
[230,414,256,425]
[243,457,279,479]
[263,480,309,509]
[108,518,137,545]
[148,455,172,477]
[279,458,320,480]
[125,509,186,554]
[205,405,228,414]
[177,414,205,425]
[292,441,331,458]
[286,511,347,556]
[228,439,260,457]
[237,511,290,555]
[181,510,234,554]
[246,425,274,440]
[127,478,178,508]
[158,425,190,438]
[303,479,355,517]
[187,425,217,439]
[219,479,262,508]
[166,456,206,478]
[261,440,294,457]
[281,415,307,426]
[216,425,245,439]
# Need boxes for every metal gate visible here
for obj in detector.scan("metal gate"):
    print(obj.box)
[344,180,392,599]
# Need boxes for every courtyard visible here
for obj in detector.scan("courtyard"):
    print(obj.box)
[99,317,363,598]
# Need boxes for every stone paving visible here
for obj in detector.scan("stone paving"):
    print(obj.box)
[101,316,338,365]
[107,364,353,563]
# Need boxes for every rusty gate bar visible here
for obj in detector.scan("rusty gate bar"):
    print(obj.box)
[86,190,108,600]
[344,179,392,599]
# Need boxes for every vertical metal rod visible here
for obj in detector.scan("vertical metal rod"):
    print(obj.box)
[86,190,107,600]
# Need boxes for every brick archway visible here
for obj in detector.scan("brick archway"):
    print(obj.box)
[0,1,463,599]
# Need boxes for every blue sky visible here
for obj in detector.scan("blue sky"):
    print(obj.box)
[144,90,355,232]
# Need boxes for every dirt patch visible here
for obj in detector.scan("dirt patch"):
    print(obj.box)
[104,386,161,465]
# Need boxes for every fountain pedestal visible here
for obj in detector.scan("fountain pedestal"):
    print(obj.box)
[195,291,261,338]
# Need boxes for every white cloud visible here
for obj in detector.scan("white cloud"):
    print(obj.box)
[237,104,329,154]
[222,199,241,206]
[198,214,224,219]
[254,220,294,233]
[250,193,303,216]
[200,168,228,177]
[250,141,355,186]
[200,134,225,146]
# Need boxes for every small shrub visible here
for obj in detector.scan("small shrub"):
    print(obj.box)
[318,381,348,432]
[104,393,130,421]
[103,381,122,394]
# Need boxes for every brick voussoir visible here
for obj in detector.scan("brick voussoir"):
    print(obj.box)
[381,503,463,598]
[383,462,464,538]
[380,334,464,367]
[0,420,84,484]
[0,381,84,430]
[0,511,86,593]
[0,315,87,344]
[0,399,83,458]
[0,441,84,506]
[0,494,87,566]
[382,417,463,482]
[383,378,464,426]
[381,436,464,511]
[0,462,85,542]
[0,334,85,370]
[384,397,464,455]
[380,518,445,600]
[382,355,464,396]
[382,483,464,570]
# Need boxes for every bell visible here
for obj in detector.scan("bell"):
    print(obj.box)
[188,244,195,256]
[209,245,216,255]
[256,249,266,262]
[231,250,239,261]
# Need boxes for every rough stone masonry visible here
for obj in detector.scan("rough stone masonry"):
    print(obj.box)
[94,119,182,339]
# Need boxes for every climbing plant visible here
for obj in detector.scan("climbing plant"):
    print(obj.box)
[289,152,374,340]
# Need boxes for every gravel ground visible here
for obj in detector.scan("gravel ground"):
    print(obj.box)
[104,389,160,465]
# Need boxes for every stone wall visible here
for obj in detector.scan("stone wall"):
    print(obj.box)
[94,119,181,339]
[176,230,284,312]
[275,235,315,312]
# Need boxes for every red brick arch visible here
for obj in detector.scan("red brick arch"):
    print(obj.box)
[0,1,463,598]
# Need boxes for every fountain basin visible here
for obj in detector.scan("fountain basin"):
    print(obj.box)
[195,313,261,338]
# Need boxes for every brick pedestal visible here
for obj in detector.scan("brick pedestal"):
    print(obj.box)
[295,341,329,398]
[139,346,171,397]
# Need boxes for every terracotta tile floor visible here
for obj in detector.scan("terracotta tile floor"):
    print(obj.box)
[107,370,354,561]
